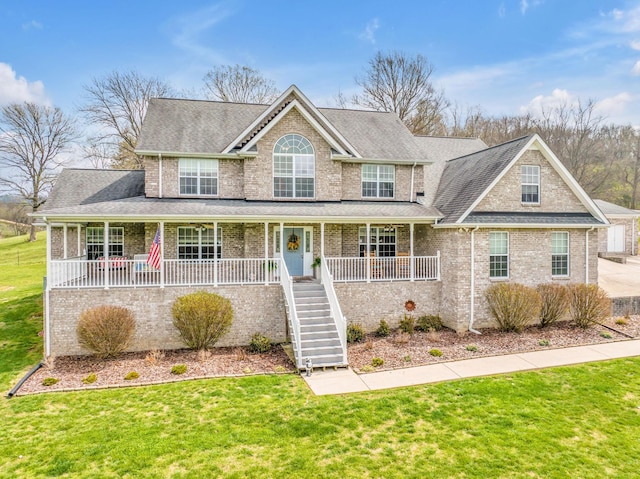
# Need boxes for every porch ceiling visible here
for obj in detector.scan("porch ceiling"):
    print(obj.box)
[34,197,443,224]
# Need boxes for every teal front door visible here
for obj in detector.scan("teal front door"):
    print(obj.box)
[283,228,304,275]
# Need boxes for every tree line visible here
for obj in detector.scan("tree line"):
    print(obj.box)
[1,52,638,241]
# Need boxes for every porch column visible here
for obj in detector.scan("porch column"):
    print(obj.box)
[264,222,268,285]
[77,225,82,257]
[63,224,68,259]
[159,221,165,288]
[103,221,109,289]
[410,223,415,282]
[279,222,285,272]
[320,222,325,258]
[214,222,219,287]
[366,223,371,283]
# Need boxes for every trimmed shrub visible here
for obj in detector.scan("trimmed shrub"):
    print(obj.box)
[393,331,411,345]
[249,333,271,353]
[82,373,97,384]
[347,323,365,343]
[371,357,384,367]
[485,283,542,332]
[399,314,415,334]
[171,364,187,375]
[375,320,391,337]
[416,314,443,332]
[600,331,613,339]
[539,339,550,347]
[568,284,611,329]
[537,284,569,327]
[172,291,233,350]
[124,371,139,380]
[465,345,478,352]
[429,348,443,357]
[42,377,58,386]
[77,305,136,358]
[615,318,628,325]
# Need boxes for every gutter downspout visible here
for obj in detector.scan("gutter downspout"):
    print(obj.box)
[586,227,595,284]
[158,154,163,199]
[469,226,481,335]
[409,162,417,202]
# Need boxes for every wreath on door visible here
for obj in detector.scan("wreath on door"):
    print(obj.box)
[287,233,300,251]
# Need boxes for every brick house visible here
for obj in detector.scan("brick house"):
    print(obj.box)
[36,85,608,368]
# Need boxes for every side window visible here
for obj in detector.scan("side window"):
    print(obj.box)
[489,231,509,278]
[86,227,124,259]
[177,226,222,259]
[521,165,540,204]
[362,165,395,198]
[551,232,569,276]
[179,159,218,196]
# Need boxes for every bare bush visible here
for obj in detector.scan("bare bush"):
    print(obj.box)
[537,284,570,327]
[77,306,135,358]
[568,284,611,328]
[485,283,542,332]
[172,291,233,350]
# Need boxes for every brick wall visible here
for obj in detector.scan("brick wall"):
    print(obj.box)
[597,217,638,256]
[475,149,588,213]
[48,285,287,356]
[334,281,442,332]
[341,163,423,201]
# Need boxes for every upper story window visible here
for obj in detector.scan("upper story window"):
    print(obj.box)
[86,227,124,260]
[177,226,222,260]
[551,231,569,277]
[521,165,540,204]
[179,159,218,196]
[489,231,509,279]
[273,134,315,198]
[362,164,395,198]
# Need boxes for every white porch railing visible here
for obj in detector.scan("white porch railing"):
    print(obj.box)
[319,255,347,365]
[49,258,281,289]
[325,253,440,282]
[279,260,303,368]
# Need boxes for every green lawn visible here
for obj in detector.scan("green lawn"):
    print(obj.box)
[1,234,640,478]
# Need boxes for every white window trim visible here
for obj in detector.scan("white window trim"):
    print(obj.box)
[86,226,124,259]
[178,158,219,197]
[489,231,509,279]
[272,134,315,199]
[358,226,397,257]
[361,164,395,199]
[551,231,570,277]
[521,165,540,205]
[177,226,222,260]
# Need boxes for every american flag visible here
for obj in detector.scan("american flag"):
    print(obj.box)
[147,226,161,270]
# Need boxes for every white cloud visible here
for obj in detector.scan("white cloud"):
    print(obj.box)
[520,89,578,116]
[520,0,529,15]
[632,60,640,75]
[0,63,48,106]
[595,92,633,116]
[22,20,42,30]
[358,18,380,44]
[498,3,506,18]
[631,40,640,50]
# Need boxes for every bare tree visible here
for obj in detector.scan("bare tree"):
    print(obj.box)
[81,71,175,169]
[0,102,76,241]
[351,51,449,135]
[203,65,280,104]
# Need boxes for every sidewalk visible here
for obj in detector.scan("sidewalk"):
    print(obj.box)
[303,339,640,395]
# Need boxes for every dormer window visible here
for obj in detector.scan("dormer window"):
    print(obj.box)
[179,159,218,196]
[521,165,540,204]
[273,134,315,198]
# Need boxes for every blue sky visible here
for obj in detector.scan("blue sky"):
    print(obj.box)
[1,0,640,125]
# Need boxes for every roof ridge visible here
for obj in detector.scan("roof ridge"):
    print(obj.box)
[63,168,143,172]
[414,134,482,140]
[445,134,533,163]
[153,97,270,107]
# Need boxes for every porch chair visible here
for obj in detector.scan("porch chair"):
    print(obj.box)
[396,252,410,279]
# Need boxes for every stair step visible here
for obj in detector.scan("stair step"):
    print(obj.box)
[295,302,330,311]
[300,330,340,339]
[300,338,342,347]
[299,317,334,326]
[301,345,343,355]
[300,324,336,333]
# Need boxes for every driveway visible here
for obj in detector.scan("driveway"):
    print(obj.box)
[598,257,640,297]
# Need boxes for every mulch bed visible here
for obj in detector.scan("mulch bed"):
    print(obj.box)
[16,315,640,395]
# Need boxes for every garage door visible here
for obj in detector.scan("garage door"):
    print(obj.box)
[607,225,625,253]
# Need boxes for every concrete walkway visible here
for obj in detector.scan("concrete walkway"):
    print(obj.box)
[303,339,640,395]
[598,257,640,297]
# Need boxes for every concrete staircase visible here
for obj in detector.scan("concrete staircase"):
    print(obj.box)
[292,282,345,368]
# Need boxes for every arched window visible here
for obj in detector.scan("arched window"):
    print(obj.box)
[273,134,315,198]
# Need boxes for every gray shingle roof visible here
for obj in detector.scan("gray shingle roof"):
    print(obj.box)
[594,199,640,217]
[38,195,442,222]
[463,212,605,226]
[136,98,432,161]
[414,136,487,163]
[433,135,534,223]
[42,169,145,211]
